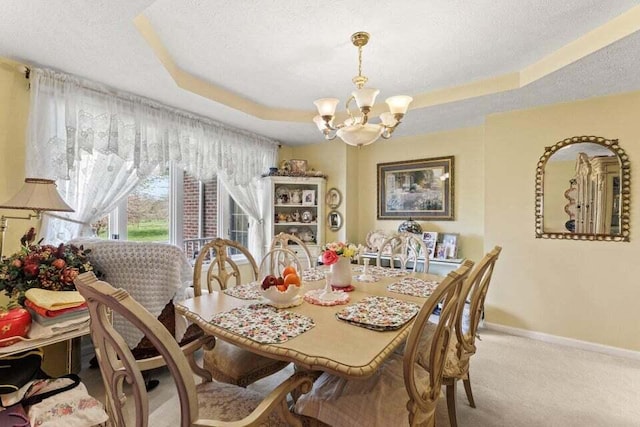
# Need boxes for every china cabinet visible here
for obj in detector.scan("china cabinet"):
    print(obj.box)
[262,176,326,261]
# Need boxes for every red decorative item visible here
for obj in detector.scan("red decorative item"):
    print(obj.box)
[0,307,32,347]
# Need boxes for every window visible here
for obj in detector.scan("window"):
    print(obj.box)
[97,167,250,261]
[105,165,172,242]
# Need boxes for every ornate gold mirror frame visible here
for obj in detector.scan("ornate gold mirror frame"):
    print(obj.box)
[535,135,630,241]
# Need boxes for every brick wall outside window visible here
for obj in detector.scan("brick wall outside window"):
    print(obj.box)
[182,172,218,257]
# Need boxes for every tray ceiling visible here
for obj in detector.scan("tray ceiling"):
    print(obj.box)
[1,0,640,145]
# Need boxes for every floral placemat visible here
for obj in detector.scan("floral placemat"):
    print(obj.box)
[302,267,327,282]
[208,304,315,344]
[352,265,409,278]
[223,282,261,300]
[387,277,440,298]
[335,296,420,331]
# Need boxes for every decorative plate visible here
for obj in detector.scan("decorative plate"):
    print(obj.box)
[301,210,313,223]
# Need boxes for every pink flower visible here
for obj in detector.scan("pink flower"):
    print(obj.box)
[322,250,339,266]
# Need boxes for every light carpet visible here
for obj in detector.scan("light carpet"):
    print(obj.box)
[80,329,640,426]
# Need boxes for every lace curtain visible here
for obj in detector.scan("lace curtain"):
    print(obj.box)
[26,68,278,248]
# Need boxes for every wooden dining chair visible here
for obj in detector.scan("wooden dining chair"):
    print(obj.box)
[75,272,314,427]
[442,246,502,427]
[294,260,474,427]
[270,232,313,269]
[377,232,430,273]
[259,247,303,278]
[192,238,290,387]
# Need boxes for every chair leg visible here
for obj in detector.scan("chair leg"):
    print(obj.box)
[463,372,476,408]
[446,379,458,427]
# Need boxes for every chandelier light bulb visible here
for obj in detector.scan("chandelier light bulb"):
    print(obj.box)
[352,88,380,109]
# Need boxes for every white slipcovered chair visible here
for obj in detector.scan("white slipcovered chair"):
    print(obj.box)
[295,260,474,427]
[75,272,315,427]
[68,238,207,368]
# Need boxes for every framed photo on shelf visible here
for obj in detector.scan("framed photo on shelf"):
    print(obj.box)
[289,159,308,175]
[377,156,454,220]
[440,233,459,259]
[302,190,316,206]
[422,231,438,243]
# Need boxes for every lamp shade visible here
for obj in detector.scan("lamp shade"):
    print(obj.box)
[385,95,413,115]
[0,178,74,212]
[313,98,340,117]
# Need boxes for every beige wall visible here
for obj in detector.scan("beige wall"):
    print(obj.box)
[0,58,32,257]
[289,127,486,263]
[484,91,640,352]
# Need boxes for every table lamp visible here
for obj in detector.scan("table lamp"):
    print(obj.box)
[0,178,74,258]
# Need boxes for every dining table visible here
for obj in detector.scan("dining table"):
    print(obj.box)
[176,265,444,380]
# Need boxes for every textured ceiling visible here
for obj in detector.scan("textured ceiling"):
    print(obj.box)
[1,0,640,146]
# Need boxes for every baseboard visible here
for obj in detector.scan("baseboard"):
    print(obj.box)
[483,322,640,361]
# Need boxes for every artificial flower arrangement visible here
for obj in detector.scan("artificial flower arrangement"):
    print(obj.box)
[321,241,363,266]
[0,243,94,304]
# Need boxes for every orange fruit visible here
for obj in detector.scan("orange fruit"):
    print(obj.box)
[283,273,301,287]
[282,266,297,277]
[276,284,288,292]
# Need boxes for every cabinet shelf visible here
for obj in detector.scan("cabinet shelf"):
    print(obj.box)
[274,204,318,208]
[263,176,326,261]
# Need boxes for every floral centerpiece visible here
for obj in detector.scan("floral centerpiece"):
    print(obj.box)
[0,244,94,304]
[321,241,362,266]
[321,242,363,288]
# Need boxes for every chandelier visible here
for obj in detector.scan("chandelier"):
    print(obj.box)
[313,32,413,147]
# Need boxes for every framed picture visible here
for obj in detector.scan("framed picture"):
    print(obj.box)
[326,187,342,208]
[302,189,316,206]
[377,156,454,220]
[289,159,308,175]
[440,233,459,259]
[422,231,438,242]
[424,239,437,259]
[328,210,343,231]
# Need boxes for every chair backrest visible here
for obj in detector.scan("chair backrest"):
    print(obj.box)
[377,232,430,272]
[259,247,303,278]
[270,232,312,269]
[75,272,199,427]
[403,259,474,423]
[192,238,259,296]
[454,246,502,359]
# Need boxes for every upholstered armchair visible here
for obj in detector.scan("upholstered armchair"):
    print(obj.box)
[270,232,313,269]
[192,238,290,387]
[295,260,474,427]
[75,272,315,427]
[442,246,502,427]
[377,232,430,273]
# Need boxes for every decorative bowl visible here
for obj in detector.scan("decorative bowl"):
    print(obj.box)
[0,307,32,347]
[260,284,301,304]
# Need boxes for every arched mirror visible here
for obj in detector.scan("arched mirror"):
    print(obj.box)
[535,136,630,241]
